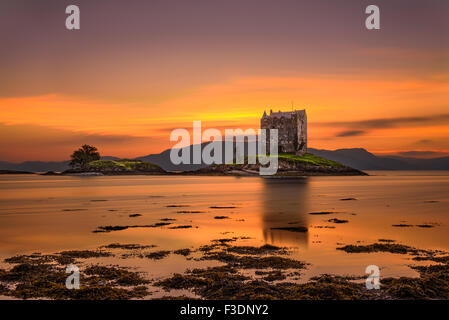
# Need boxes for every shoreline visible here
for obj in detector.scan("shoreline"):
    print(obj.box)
[0,168,368,177]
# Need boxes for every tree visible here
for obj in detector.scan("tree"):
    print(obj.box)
[69,144,100,169]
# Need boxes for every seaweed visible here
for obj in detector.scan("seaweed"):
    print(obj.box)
[4,254,55,265]
[286,275,368,300]
[271,227,308,232]
[155,273,212,290]
[146,251,171,260]
[154,266,249,293]
[0,258,150,300]
[308,211,336,215]
[59,250,112,259]
[328,218,348,224]
[336,243,427,255]
[103,243,156,250]
[177,211,204,214]
[4,251,112,266]
[93,226,129,232]
[173,249,192,256]
[225,244,289,256]
[0,283,8,296]
[211,238,237,244]
[312,225,336,229]
[93,222,172,233]
[256,270,286,282]
[412,255,449,263]
[84,265,149,286]
[168,225,193,229]
[202,252,306,270]
[382,264,449,299]
[209,237,251,245]
[155,272,369,300]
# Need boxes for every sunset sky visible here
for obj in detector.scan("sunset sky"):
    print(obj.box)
[0,0,448,162]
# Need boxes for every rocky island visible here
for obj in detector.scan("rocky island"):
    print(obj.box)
[182,153,367,176]
[61,153,366,176]
[63,159,166,176]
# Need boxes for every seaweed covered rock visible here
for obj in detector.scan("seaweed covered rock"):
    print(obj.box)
[64,159,166,175]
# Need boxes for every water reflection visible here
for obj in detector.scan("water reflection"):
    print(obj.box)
[260,177,309,247]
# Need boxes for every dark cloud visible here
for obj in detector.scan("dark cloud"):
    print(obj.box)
[317,114,449,129]
[409,139,434,149]
[415,139,433,145]
[336,130,366,137]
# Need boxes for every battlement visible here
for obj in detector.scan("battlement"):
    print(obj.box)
[263,109,306,118]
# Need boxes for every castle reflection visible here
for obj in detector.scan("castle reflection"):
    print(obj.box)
[260,177,309,248]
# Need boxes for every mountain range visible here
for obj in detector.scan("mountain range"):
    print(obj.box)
[1,146,448,172]
[308,148,449,170]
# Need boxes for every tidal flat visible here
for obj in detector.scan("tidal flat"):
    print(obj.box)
[0,172,449,299]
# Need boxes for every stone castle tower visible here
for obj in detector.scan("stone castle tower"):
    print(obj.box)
[260,109,307,155]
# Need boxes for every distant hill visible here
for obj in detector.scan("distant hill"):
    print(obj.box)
[308,148,449,170]
[0,156,119,173]
[140,146,449,171]
[136,141,229,171]
[0,169,34,174]
[1,147,448,172]
[0,160,71,172]
[138,144,449,171]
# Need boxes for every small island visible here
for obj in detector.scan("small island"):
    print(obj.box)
[182,153,366,177]
[64,159,166,176]
[61,151,365,177]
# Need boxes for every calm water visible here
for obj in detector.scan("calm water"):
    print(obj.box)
[1,172,449,292]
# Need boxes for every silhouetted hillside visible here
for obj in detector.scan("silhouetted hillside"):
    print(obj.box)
[308,148,449,170]
[0,156,119,173]
[138,145,449,171]
[136,141,250,171]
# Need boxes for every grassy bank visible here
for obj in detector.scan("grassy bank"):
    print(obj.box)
[87,159,162,171]
[277,153,345,168]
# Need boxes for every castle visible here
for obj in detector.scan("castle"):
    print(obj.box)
[260,109,307,155]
